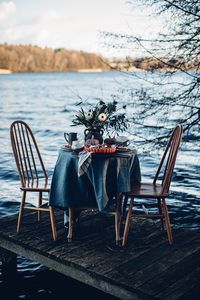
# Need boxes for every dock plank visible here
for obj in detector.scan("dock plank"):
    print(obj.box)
[138,247,200,297]
[0,209,200,299]
[156,266,200,299]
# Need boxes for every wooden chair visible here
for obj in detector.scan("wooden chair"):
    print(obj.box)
[122,124,183,247]
[10,120,57,241]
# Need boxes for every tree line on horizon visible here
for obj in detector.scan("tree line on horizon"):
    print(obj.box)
[0,44,109,72]
[0,43,198,73]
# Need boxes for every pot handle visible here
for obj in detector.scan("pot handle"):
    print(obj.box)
[84,129,89,136]
[84,128,104,136]
[99,129,104,135]
[64,132,69,143]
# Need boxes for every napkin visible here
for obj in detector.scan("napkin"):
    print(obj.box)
[78,150,92,176]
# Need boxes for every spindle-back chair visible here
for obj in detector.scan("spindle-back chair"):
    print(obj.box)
[10,120,57,240]
[122,124,183,246]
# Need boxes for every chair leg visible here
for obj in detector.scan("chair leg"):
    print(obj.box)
[122,194,128,220]
[17,191,26,233]
[49,206,57,241]
[162,198,173,244]
[157,198,164,230]
[115,193,122,246]
[122,196,134,247]
[67,208,74,242]
[38,191,42,221]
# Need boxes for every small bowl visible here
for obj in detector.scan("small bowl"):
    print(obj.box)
[115,136,129,146]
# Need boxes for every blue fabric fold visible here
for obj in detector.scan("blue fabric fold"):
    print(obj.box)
[49,148,141,211]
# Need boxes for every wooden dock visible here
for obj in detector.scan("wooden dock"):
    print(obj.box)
[0,209,200,300]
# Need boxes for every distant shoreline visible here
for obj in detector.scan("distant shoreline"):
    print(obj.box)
[0,68,12,74]
[78,68,104,72]
[1,44,198,74]
[0,68,195,74]
[0,69,144,74]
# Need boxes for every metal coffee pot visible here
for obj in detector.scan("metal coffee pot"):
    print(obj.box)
[64,132,78,145]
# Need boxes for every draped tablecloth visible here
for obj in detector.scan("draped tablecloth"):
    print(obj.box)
[49,148,141,211]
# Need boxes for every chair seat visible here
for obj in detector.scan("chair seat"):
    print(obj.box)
[128,182,169,198]
[20,178,50,192]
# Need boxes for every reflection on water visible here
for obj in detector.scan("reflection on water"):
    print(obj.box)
[0,72,199,298]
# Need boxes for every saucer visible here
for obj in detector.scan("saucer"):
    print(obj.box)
[62,144,72,151]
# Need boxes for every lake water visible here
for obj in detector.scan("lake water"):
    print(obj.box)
[0,71,199,298]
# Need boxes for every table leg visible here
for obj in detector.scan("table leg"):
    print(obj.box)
[67,207,74,242]
[115,193,122,246]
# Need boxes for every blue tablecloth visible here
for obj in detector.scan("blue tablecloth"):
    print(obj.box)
[49,148,141,211]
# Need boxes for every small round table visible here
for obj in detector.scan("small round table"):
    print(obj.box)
[49,148,141,244]
[49,148,141,211]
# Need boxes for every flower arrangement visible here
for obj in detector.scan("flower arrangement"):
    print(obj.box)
[71,100,128,133]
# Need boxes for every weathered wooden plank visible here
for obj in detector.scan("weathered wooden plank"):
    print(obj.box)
[0,235,147,300]
[70,218,167,274]
[104,229,195,283]
[1,210,200,300]
[130,236,200,289]
[47,219,162,270]
[156,266,200,299]
[138,245,200,297]
[87,230,170,276]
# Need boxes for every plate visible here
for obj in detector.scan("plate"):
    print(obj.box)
[116,147,130,152]
[116,147,136,153]
[117,146,136,153]
[84,147,116,154]
[115,136,129,146]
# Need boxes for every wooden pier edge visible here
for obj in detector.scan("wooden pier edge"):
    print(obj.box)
[0,235,142,300]
[2,210,200,299]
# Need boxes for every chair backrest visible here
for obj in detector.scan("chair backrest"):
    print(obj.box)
[153,124,183,194]
[10,120,48,187]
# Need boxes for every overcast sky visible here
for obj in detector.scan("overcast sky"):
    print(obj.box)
[0,0,166,57]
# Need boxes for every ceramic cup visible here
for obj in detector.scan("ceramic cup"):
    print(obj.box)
[71,140,84,150]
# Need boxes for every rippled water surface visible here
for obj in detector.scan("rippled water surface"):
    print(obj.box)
[0,71,199,298]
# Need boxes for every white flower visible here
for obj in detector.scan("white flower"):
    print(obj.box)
[98,113,107,122]
[86,110,93,120]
